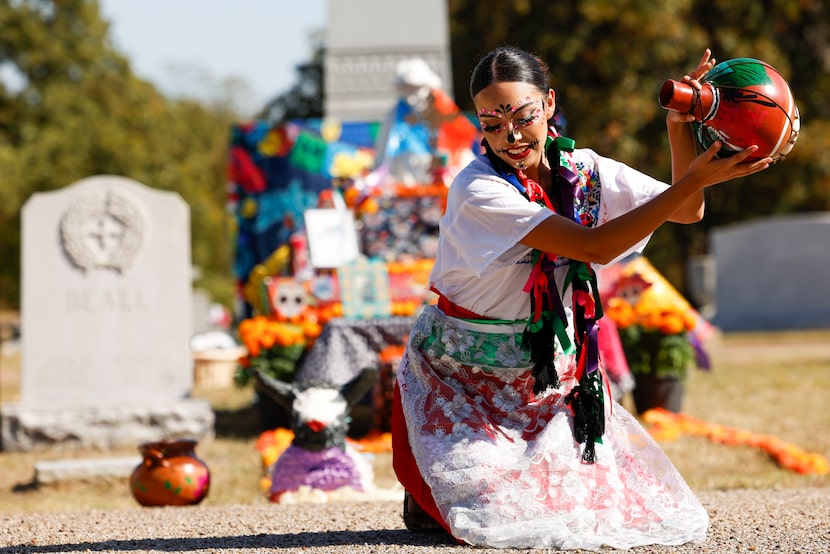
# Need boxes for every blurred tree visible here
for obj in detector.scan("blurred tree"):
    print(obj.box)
[0,0,237,309]
[1,0,827,311]
[448,0,830,293]
[257,30,325,123]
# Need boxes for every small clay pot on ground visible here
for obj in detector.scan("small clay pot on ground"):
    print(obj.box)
[130,438,210,506]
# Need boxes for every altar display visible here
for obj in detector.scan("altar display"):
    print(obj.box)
[227,63,481,501]
[228,118,378,313]
[229,108,476,320]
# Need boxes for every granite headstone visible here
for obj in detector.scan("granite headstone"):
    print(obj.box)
[324,0,452,122]
[1,175,214,450]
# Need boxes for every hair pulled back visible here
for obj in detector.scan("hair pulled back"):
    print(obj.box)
[469,46,550,100]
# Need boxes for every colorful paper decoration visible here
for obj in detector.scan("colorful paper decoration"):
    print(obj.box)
[229,120,381,289]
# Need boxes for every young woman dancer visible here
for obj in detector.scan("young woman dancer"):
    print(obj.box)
[392,46,770,550]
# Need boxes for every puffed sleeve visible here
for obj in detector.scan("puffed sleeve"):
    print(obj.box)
[442,174,553,277]
[581,148,670,266]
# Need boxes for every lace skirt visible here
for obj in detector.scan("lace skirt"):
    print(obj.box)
[397,306,708,550]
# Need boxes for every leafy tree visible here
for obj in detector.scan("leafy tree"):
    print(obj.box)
[448,0,830,292]
[257,31,325,123]
[0,0,237,309]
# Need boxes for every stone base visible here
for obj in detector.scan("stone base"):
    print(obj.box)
[0,399,215,451]
[35,456,142,484]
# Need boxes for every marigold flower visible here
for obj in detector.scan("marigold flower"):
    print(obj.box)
[641,408,829,475]
[658,312,686,335]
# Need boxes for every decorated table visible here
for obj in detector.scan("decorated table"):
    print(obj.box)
[294,315,415,386]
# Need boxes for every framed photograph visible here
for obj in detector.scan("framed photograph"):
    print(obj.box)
[338,258,392,319]
[303,208,361,269]
[359,188,445,261]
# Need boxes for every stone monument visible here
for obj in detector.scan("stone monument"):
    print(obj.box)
[1,175,214,451]
[324,0,452,122]
[710,213,830,331]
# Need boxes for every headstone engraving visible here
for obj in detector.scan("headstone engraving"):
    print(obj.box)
[1,175,213,450]
[60,188,145,273]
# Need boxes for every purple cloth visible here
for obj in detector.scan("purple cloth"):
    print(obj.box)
[688,331,712,370]
[269,445,366,495]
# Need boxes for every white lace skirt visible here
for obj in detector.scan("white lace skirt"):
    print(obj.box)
[397,306,708,550]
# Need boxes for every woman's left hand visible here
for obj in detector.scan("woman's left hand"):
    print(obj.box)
[666,49,717,125]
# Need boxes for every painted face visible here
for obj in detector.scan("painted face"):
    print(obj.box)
[474,82,553,173]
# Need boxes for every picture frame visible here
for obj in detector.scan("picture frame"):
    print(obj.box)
[303,208,361,269]
[337,258,392,319]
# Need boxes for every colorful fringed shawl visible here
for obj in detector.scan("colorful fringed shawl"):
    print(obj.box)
[483,128,606,463]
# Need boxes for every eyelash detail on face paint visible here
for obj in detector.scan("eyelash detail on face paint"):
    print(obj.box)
[480,103,541,134]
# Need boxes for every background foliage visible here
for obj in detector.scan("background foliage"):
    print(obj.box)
[1,0,828,310]
[0,0,238,308]
[448,0,830,285]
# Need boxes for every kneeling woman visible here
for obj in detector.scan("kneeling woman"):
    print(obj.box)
[392,46,770,550]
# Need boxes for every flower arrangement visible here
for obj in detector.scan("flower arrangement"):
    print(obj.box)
[642,408,830,475]
[604,260,706,381]
[235,315,322,386]
[605,294,699,379]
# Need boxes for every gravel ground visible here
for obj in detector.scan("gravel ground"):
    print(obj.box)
[1,488,827,553]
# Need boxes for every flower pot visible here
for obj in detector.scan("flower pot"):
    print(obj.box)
[130,438,210,506]
[632,375,685,415]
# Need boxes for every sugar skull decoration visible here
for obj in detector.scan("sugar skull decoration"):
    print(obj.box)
[609,272,653,307]
[659,58,800,161]
[268,277,309,321]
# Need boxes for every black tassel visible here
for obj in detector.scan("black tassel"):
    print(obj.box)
[522,312,560,395]
[564,369,605,464]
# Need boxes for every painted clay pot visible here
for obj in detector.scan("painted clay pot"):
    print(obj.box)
[130,438,210,506]
[659,58,800,161]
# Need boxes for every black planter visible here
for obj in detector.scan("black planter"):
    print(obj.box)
[255,390,291,431]
[632,375,685,415]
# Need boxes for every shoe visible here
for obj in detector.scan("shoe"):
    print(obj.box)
[403,491,444,532]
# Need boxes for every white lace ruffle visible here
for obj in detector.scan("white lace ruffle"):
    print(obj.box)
[398,306,708,550]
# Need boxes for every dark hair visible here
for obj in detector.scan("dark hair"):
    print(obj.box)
[469,46,550,100]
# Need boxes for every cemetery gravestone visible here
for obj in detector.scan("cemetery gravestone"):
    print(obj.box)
[711,213,830,331]
[1,175,214,451]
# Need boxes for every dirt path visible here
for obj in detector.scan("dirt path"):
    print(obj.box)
[1,488,828,553]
